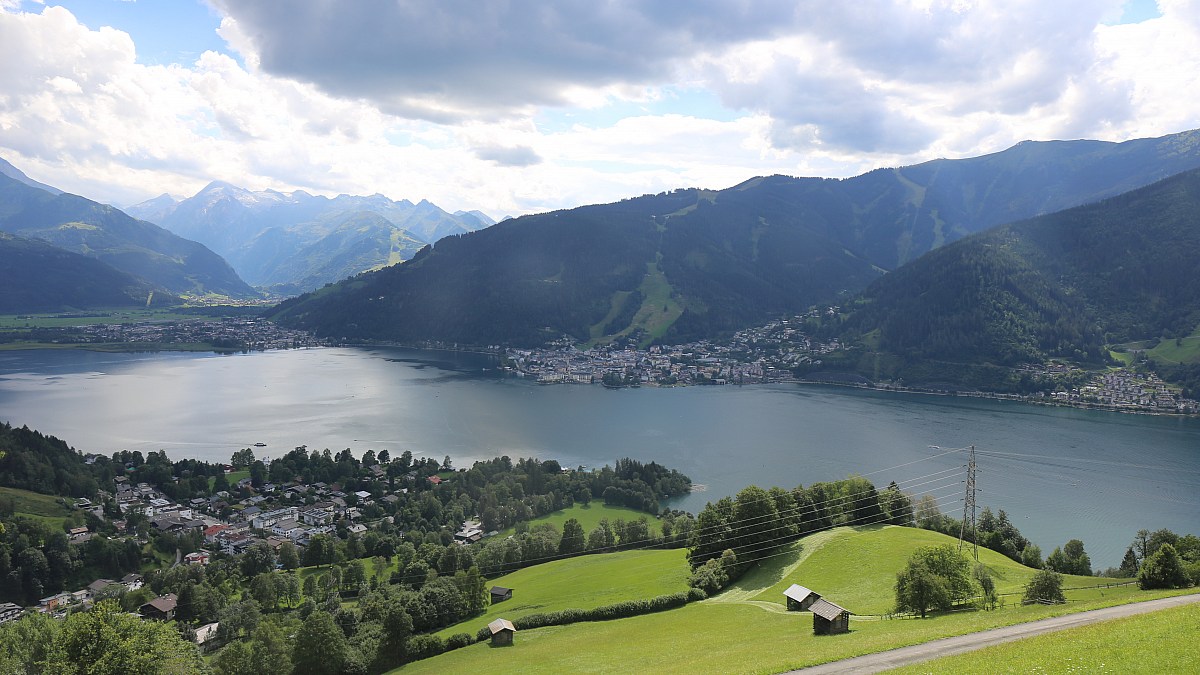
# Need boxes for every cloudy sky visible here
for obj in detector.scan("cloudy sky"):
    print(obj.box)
[2,0,1197,217]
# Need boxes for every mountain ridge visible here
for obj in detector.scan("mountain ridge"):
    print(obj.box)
[0,169,256,299]
[824,167,1200,388]
[269,129,1200,347]
[129,182,493,292]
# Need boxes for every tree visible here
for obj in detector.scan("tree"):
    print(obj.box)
[344,560,367,592]
[292,611,348,675]
[894,545,975,617]
[231,448,255,468]
[278,541,300,570]
[241,542,276,577]
[559,518,585,555]
[1062,539,1092,575]
[1118,547,1140,577]
[248,620,292,675]
[895,560,950,618]
[453,566,488,616]
[250,573,278,611]
[1046,539,1091,576]
[1023,569,1065,604]
[974,564,998,610]
[375,606,413,671]
[45,600,205,674]
[213,640,255,675]
[1021,543,1043,569]
[0,610,59,673]
[882,481,914,526]
[212,471,230,495]
[216,600,261,644]
[304,534,337,568]
[1138,543,1190,589]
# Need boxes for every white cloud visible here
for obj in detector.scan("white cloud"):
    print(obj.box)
[1,1,1199,219]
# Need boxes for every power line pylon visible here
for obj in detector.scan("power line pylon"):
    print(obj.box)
[958,445,978,561]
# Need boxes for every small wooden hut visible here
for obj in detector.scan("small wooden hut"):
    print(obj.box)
[783,584,819,611]
[488,618,516,646]
[490,586,513,604]
[809,598,850,635]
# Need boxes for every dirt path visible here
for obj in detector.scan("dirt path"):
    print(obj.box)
[789,592,1200,674]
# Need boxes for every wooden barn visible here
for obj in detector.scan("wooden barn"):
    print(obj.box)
[488,618,516,646]
[490,586,513,604]
[783,584,819,611]
[809,598,850,635]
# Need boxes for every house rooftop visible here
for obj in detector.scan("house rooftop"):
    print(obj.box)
[783,584,816,603]
[488,618,515,634]
[809,598,849,621]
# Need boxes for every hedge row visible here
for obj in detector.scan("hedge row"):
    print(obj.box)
[473,588,706,641]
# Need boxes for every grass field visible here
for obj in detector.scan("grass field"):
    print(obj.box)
[210,469,250,492]
[393,587,1195,674]
[497,502,660,539]
[888,599,1200,674]
[729,525,1100,615]
[1111,325,1200,365]
[390,526,1180,674]
[0,308,231,328]
[0,486,74,527]
[433,548,689,639]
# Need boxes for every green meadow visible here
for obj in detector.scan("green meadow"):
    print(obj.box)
[0,486,74,528]
[391,526,1185,675]
[497,502,660,539]
[888,599,1200,674]
[730,525,1102,615]
[433,548,688,639]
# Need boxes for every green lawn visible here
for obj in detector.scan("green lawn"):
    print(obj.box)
[434,548,688,640]
[1111,325,1200,365]
[392,588,1195,675]
[391,526,1175,674]
[0,308,256,328]
[731,525,1099,615]
[210,469,250,492]
[0,486,73,527]
[888,599,1200,674]
[498,502,660,539]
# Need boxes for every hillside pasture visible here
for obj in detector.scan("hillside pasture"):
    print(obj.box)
[497,502,660,539]
[394,587,1194,674]
[738,525,1099,615]
[391,525,1179,674]
[434,548,688,639]
[0,486,73,527]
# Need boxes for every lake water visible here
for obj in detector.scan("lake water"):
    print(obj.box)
[1,346,1197,567]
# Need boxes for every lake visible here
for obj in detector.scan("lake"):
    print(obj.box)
[1,346,1197,567]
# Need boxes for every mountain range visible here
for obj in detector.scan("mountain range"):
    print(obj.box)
[0,171,255,300]
[822,167,1200,388]
[128,184,493,293]
[270,129,1200,349]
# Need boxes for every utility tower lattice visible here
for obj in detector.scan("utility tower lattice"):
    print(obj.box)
[958,445,978,561]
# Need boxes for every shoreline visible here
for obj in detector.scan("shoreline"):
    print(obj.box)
[6,340,1195,418]
[791,378,1200,418]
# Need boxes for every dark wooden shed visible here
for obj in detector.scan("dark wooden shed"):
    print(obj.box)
[490,586,513,604]
[783,584,819,611]
[810,598,850,635]
[488,618,516,646]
